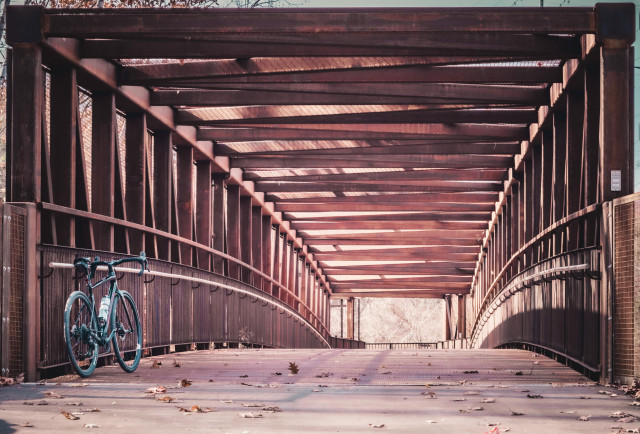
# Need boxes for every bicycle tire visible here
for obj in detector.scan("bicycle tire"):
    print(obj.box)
[64,291,99,378]
[111,291,142,373]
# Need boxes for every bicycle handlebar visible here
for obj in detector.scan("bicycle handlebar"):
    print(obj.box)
[73,252,149,279]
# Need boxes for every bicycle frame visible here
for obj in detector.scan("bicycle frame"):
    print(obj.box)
[83,269,121,347]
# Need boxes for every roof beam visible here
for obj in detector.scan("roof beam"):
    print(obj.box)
[177,108,537,125]
[135,64,561,84]
[42,8,595,37]
[268,192,498,204]
[162,83,547,105]
[276,202,495,213]
[216,141,522,156]
[84,33,580,59]
[246,169,506,183]
[287,212,489,222]
[291,221,488,231]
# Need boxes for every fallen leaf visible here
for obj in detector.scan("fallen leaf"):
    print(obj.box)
[145,386,166,394]
[458,409,468,413]
[180,379,192,388]
[371,424,385,428]
[463,370,479,374]
[173,359,181,368]
[273,372,282,376]
[578,415,591,421]
[84,408,101,413]
[527,394,543,399]
[579,395,591,399]
[630,401,640,406]
[262,406,281,413]
[420,392,437,399]
[150,361,160,369]
[23,400,48,406]
[45,392,64,399]
[157,396,176,403]
[288,362,299,375]
[66,402,82,406]
[19,422,34,428]
[241,403,264,408]
[469,406,484,411]
[514,371,524,376]
[381,372,392,375]
[617,416,638,423]
[481,398,496,403]
[315,372,332,378]
[71,383,87,388]
[510,409,524,416]
[452,398,466,402]
[612,411,629,418]
[464,391,479,396]
[560,410,576,414]
[61,411,79,420]
[238,412,263,418]
[83,424,101,428]
[208,379,214,382]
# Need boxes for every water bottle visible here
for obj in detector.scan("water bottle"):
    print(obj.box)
[98,296,110,324]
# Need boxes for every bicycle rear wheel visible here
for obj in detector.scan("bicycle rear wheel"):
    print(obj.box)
[64,291,99,378]
[111,291,142,373]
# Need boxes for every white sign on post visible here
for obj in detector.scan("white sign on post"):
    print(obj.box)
[611,170,622,192]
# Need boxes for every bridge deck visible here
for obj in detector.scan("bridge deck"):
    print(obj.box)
[0,349,636,433]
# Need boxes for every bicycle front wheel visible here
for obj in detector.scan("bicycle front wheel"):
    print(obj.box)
[111,291,142,373]
[64,291,99,378]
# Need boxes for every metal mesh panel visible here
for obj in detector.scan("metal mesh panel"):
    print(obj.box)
[614,197,640,379]
[7,210,25,377]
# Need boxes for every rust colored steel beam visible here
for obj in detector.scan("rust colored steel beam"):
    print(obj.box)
[246,169,507,183]
[286,212,489,222]
[327,275,472,284]
[200,124,528,142]
[276,202,495,213]
[85,33,580,59]
[331,290,463,298]
[39,7,595,37]
[314,251,478,262]
[137,64,561,84]
[177,108,537,125]
[291,221,488,231]
[253,184,503,193]
[300,229,484,240]
[217,142,522,156]
[160,83,547,105]
[268,192,498,204]
[322,265,475,276]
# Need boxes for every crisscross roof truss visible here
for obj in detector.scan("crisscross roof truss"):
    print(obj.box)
[24,6,602,298]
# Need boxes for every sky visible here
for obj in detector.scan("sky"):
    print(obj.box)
[301,0,640,192]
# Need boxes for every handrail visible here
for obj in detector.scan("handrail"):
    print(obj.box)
[38,202,328,337]
[48,261,331,348]
[470,204,600,342]
[469,251,598,347]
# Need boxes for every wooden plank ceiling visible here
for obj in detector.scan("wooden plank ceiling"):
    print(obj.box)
[46,7,592,298]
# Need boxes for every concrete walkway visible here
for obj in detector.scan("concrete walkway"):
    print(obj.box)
[0,348,637,433]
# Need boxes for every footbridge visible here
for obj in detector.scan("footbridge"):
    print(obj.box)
[1,4,639,385]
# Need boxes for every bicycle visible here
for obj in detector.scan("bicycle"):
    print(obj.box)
[64,252,148,378]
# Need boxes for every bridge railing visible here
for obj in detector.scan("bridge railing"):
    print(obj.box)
[468,204,604,379]
[0,201,334,379]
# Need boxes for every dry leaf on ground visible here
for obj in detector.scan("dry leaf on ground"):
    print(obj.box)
[527,394,543,399]
[173,359,181,368]
[19,422,34,428]
[238,412,263,418]
[180,379,192,387]
[510,409,524,416]
[150,361,160,369]
[481,398,496,403]
[463,370,479,374]
[420,392,437,399]
[262,406,281,413]
[83,424,100,428]
[157,396,176,403]
[578,415,591,421]
[288,362,299,374]
[145,386,166,394]
[44,392,64,399]
[61,411,79,420]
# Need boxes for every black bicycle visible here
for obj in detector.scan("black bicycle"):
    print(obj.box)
[64,253,147,377]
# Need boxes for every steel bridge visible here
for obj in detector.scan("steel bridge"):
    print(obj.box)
[1,4,639,385]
